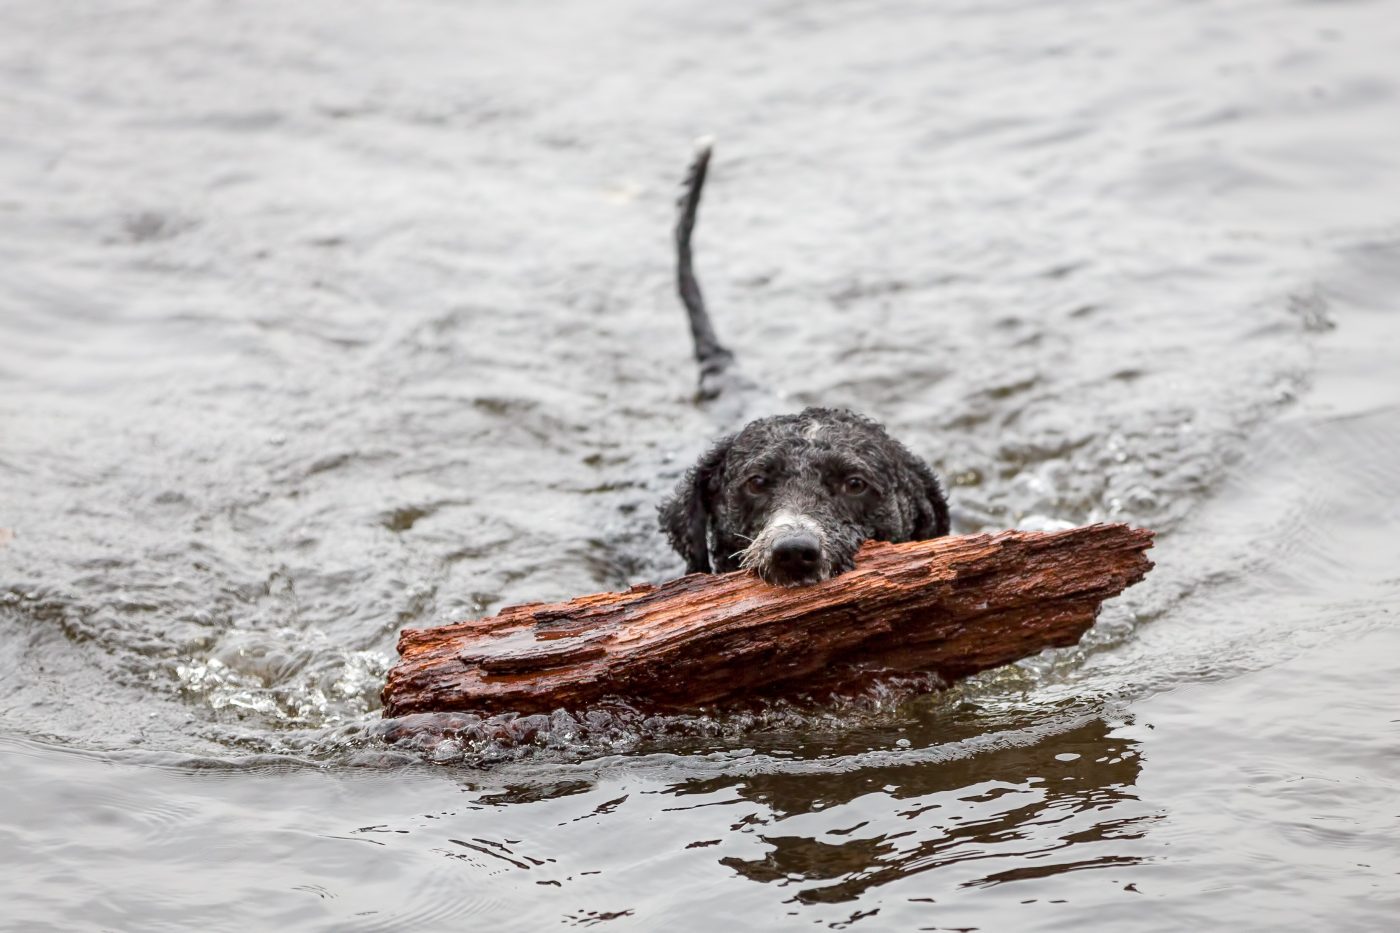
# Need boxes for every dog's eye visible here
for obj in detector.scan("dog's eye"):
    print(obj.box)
[744,475,769,495]
[843,476,869,495]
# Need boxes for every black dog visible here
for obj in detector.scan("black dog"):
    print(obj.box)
[659,144,950,586]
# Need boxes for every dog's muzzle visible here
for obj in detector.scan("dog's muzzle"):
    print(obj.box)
[739,510,833,586]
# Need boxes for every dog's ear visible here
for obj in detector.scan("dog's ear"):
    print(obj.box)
[901,450,951,540]
[658,436,733,573]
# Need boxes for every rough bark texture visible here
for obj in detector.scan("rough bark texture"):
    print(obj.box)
[382,524,1154,717]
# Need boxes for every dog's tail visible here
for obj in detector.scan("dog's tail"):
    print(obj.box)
[676,139,736,399]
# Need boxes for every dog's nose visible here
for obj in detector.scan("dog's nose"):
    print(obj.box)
[771,533,822,575]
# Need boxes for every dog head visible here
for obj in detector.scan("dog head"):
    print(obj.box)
[658,408,949,585]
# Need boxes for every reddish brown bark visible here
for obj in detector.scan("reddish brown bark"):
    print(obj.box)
[382,524,1154,717]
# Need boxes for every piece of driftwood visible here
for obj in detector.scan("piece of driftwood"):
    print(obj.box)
[382,524,1154,717]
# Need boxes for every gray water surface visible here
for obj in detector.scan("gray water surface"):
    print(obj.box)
[2,0,1399,929]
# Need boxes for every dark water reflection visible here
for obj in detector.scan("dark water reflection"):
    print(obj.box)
[707,718,1148,904]
[5,707,1161,929]
[4,0,1400,928]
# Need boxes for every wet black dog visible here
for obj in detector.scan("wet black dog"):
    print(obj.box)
[659,145,950,586]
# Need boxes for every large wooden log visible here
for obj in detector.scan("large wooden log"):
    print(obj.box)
[382,524,1153,717]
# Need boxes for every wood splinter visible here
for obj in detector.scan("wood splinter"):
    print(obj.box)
[382,524,1154,718]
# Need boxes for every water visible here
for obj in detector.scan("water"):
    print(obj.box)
[2,0,1398,928]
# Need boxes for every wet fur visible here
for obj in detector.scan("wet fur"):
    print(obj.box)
[660,408,950,583]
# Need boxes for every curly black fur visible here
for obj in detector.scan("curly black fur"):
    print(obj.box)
[659,408,949,585]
